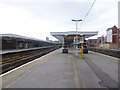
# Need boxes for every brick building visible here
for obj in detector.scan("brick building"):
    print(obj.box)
[106,26,120,43]
[118,28,120,42]
[87,39,97,47]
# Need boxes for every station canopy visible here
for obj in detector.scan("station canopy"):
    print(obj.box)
[50,31,98,43]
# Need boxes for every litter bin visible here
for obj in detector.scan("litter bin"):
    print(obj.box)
[62,45,68,53]
[83,45,88,54]
[62,48,68,53]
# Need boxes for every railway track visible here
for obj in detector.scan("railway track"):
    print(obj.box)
[0,46,61,74]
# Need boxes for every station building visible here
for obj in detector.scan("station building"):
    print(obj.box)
[50,31,98,47]
[0,34,61,50]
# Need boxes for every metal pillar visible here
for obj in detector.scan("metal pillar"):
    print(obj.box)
[72,19,82,56]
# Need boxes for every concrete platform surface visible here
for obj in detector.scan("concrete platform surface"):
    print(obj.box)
[84,51,119,88]
[1,48,118,88]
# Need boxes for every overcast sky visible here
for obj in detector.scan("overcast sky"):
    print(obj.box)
[0,0,119,40]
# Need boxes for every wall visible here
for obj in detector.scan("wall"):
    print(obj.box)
[0,37,2,50]
[99,43,120,49]
[2,39,16,50]
[99,44,110,49]
[112,26,118,43]
[109,43,120,49]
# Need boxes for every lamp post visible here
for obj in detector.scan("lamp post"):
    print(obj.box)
[72,19,82,56]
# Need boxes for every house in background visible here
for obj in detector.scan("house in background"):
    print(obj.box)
[87,1,120,49]
[87,39,97,47]
[106,26,119,43]
[95,26,120,49]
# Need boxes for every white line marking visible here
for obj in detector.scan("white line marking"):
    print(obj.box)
[2,51,56,88]
[5,58,48,88]
[0,53,51,77]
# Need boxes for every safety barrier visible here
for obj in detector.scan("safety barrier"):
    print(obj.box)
[88,47,120,58]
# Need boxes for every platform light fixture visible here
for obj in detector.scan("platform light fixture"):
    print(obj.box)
[72,19,82,56]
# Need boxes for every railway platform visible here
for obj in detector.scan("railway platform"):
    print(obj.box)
[0,48,119,89]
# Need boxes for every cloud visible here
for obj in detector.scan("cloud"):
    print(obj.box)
[0,0,93,3]
[78,0,119,38]
[0,0,119,41]
[0,3,61,40]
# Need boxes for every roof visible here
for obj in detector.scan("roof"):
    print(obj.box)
[50,31,98,42]
[51,31,98,36]
[106,28,112,31]
[0,33,59,44]
[106,26,118,31]
[0,33,40,41]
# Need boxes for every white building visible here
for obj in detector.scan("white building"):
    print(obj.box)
[118,1,120,28]
[106,28,112,42]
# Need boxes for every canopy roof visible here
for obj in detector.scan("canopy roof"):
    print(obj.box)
[50,31,98,43]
